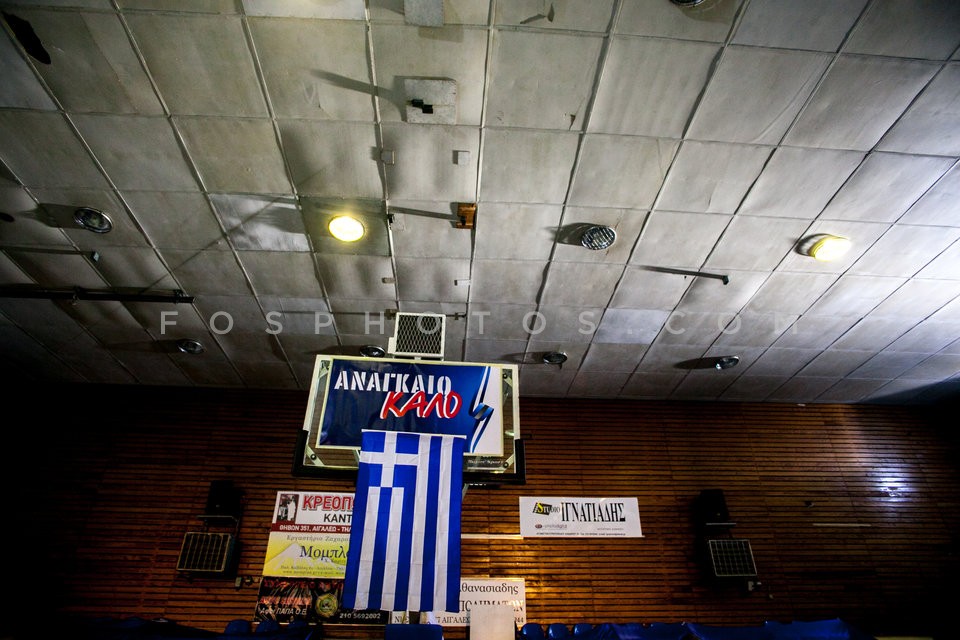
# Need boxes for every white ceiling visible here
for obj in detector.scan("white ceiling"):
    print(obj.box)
[2,0,960,405]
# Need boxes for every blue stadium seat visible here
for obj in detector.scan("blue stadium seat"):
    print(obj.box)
[547,623,571,640]
[521,623,546,640]
[572,623,594,638]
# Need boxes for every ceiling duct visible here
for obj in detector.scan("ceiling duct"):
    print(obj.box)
[388,312,446,359]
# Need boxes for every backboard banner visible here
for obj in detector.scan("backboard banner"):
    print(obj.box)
[519,497,642,537]
[318,358,503,455]
[297,356,522,482]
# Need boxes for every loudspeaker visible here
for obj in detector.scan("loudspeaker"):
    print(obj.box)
[693,488,730,527]
[204,480,243,520]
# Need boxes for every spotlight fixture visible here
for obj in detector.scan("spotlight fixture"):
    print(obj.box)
[715,355,740,371]
[359,345,386,358]
[328,215,365,242]
[671,0,705,5]
[542,351,568,365]
[798,234,851,262]
[176,338,205,355]
[74,207,113,234]
[580,225,616,250]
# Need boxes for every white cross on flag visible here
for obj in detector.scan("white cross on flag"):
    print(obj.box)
[342,430,465,613]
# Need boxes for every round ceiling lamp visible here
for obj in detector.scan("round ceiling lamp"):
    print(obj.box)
[580,225,616,250]
[74,207,113,234]
[328,215,365,242]
[797,234,851,262]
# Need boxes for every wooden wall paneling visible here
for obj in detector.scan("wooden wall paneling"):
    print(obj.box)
[6,386,959,639]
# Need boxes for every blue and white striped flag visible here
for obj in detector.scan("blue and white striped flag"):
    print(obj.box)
[343,430,465,613]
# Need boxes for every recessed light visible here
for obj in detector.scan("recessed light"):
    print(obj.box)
[359,345,386,358]
[176,338,205,355]
[329,215,364,242]
[580,225,616,250]
[74,207,113,234]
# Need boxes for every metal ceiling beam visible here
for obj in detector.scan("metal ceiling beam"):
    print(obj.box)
[0,286,195,304]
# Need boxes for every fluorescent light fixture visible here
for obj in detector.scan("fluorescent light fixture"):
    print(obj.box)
[328,215,365,242]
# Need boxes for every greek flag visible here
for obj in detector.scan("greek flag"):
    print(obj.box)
[343,430,465,613]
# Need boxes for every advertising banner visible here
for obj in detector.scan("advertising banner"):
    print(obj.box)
[259,491,390,624]
[519,497,642,537]
[317,358,503,455]
[389,578,526,627]
[262,492,353,578]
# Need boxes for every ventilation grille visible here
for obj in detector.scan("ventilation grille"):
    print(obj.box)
[388,312,445,358]
[708,538,757,577]
[176,532,235,573]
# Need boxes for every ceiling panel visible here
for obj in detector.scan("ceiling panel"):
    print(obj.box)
[474,203,562,262]
[784,56,940,151]
[124,191,226,251]
[248,18,372,121]
[738,147,865,220]
[843,0,960,60]
[569,135,678,208]
[878,65,960,156]
[126,13,267,116]
[479,129,579,204]
[819,153,955,223]
[732,0,868,52]
[10,9,161,114]
[616,0,742,42]
[686,47,831,145]
[589,37,719,138]
[380,124,479,201]
[486,30,602,131]
[657,141,770,214]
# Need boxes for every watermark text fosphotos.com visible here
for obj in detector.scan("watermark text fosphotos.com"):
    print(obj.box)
[159,310,798,338]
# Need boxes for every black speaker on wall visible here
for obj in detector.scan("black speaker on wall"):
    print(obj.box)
[693,488,733,529]
[204,480,243,520]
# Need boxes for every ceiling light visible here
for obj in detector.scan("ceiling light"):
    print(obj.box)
[328,215,365,242]
[359,345,386,358]
[798,234,851,261]
[74,207,112,234]
[176,338,205,355]
[671,0,706,5]
[580,225,616,250]
[542,351,568,365]
[715,356,740,371]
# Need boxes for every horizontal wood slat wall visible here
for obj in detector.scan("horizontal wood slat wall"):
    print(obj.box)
[7,386,958,639]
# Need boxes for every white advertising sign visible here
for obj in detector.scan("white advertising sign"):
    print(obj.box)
[390,578,526,627]
[519,497,643,537]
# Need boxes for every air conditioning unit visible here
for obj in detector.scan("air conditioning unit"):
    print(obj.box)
[387,312,445,359]
[176,531,237,575]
